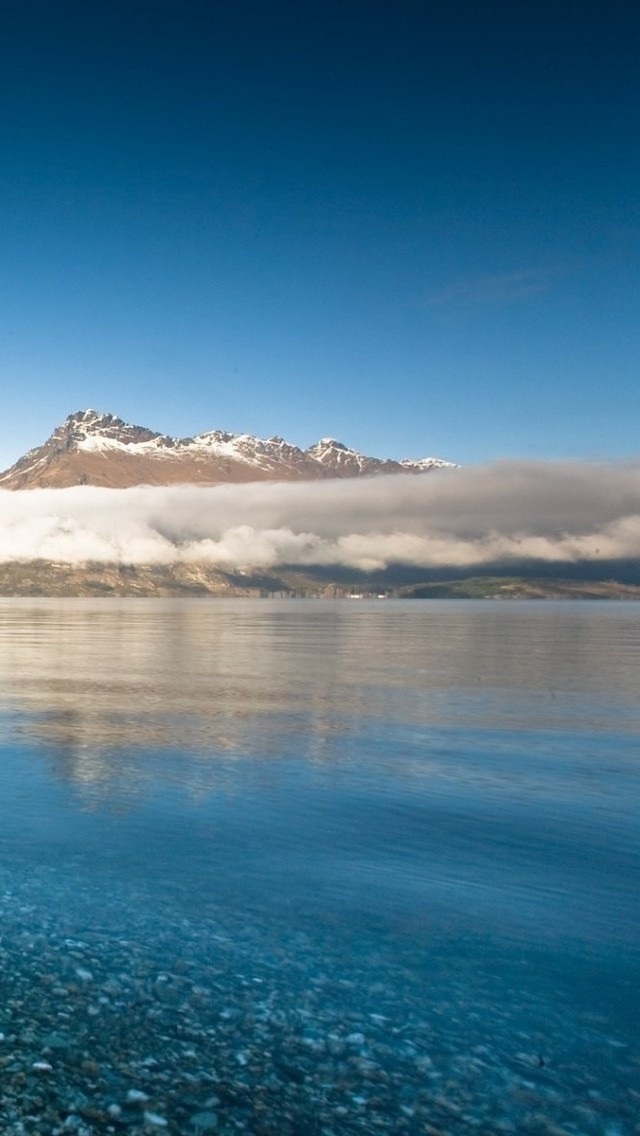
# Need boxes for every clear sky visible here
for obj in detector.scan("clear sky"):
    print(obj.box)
[0,0,638,468]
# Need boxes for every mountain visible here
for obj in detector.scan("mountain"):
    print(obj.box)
[0,410,455,489]
[0,560,638,600]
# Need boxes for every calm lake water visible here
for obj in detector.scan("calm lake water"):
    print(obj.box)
[0,598,638,1135]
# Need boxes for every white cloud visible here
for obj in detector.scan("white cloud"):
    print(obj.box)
[0,460,639,572]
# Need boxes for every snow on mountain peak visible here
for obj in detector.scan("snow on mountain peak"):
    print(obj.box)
[0,409,456,489]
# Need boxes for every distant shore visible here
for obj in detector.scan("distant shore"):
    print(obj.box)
[0,562,639,600]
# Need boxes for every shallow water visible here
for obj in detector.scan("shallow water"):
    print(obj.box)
[0,598,638,1135]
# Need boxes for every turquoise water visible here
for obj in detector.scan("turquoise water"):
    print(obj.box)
[0,599,638,1134]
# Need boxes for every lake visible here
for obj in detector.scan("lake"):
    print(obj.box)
[0,598,638,1135]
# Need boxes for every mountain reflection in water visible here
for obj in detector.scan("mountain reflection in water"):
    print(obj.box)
[1,595,639,765]
[0,599,639,1133]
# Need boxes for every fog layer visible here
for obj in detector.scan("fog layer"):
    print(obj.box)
[1,462,638,572]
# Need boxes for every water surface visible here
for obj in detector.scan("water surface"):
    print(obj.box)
[0,599,638,1134]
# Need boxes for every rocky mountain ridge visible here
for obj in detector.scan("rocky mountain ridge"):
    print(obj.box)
[0,410,455,489]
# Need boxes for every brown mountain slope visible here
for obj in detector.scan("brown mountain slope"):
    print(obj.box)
[0,410,455,489]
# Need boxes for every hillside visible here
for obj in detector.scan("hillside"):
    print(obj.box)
[0,410,454,489]
[0,562,637,600]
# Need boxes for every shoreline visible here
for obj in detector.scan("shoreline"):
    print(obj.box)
[0,561,638,601]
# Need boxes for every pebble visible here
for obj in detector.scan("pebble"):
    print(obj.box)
[143,1111,168,1127]
[0,866,636,1136]
[189,1112,218,1131]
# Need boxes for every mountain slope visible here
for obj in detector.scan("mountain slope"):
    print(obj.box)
[0,410,455,489]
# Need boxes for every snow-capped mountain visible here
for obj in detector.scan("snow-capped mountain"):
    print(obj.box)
[0,410,456,489]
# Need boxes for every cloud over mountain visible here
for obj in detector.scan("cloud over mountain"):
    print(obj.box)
[1,460,639,573]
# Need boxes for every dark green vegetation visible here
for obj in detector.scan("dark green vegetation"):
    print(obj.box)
[397,576,640,600]
[0,562,639,599]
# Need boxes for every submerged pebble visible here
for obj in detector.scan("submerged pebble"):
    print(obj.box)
[0,862,637,1136]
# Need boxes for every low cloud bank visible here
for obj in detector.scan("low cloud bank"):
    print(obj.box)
[1,461,639,572]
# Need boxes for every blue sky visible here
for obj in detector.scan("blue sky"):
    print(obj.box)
[0,0,638,468]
